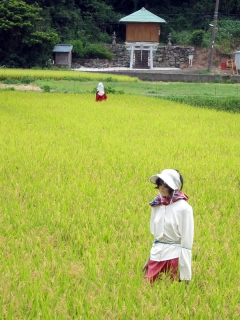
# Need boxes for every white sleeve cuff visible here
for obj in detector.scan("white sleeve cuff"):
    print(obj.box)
[179,248,192,280]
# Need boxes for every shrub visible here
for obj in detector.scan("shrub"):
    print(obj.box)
[191,30,205,47]
[69,40,85,59]
[3,78,19,84]
[83,44,114,60]
[214,19,240,55]
[21,77,32,84]
[98,33,112,44]
[201,32,211,48]
[217,19,240,38]
[215,36,237,56]
[42,85,51,92]
[171,30,192,45]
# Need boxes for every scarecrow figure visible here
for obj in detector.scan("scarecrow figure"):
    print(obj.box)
[96,82,107,101]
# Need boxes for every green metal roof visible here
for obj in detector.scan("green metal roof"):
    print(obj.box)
[53,44,73,53]
[119,7,166,23]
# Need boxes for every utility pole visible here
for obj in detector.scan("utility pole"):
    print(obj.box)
[208,0,220,72]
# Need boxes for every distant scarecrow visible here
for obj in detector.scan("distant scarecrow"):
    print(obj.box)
[96,82,107,101]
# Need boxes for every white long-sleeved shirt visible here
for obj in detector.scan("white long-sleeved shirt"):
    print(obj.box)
[149,200,194,280]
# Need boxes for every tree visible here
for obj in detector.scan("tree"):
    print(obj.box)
[0,0,58,67]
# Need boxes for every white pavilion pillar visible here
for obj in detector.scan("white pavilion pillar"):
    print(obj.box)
[130,45,134,69]
[150,46,153,69]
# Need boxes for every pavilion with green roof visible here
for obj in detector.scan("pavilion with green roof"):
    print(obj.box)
[119,7,166,69]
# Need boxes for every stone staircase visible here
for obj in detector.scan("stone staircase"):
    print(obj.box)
[134,51,149,68]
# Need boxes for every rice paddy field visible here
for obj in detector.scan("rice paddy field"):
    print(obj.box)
[0,87,240,319]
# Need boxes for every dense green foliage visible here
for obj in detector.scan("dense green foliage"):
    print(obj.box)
[1,0,240,66]
[0,0,58,67]
[191,30,205,47]
[83,44,114,60]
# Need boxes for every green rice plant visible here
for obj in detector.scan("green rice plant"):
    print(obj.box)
[162,95,240,113]
[0,68,139,82]
[0,91,239,319]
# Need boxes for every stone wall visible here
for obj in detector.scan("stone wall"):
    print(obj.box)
[72,44,194,69]
[154,46,194,68]
[72,44,129,69]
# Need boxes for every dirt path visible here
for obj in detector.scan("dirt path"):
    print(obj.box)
[0,84,42,91]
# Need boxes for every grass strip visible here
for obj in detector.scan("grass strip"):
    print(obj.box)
[160,95,240,113]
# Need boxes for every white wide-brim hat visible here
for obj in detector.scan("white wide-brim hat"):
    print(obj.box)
[150,169,182,190]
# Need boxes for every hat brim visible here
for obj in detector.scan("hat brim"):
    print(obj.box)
[150,173,178,190]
